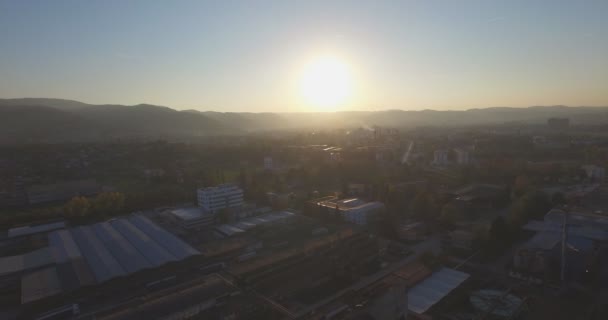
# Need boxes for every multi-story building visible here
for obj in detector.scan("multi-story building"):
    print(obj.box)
[263,156,273,170]
[316,197,385,225]
[454,148,470,165]
[432,149,449,166]
[168,207,215,230]
[197,184,244,213]
[582,164,605,182]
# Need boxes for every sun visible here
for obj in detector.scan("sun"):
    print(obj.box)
[300,56,352,111]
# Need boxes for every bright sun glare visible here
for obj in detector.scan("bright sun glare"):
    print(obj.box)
[300,56,352,111]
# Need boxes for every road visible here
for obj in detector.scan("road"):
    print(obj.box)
[294,235,441,319]
[401,141,414,164]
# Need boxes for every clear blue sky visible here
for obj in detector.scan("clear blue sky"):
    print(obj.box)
[1,0,607,112]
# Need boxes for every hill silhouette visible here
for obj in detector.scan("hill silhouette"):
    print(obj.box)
[1,98,608,143]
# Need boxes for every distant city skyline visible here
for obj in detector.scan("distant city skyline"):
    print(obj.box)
[1,0,607,112]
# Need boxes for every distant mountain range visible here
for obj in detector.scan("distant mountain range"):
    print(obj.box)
[1,98,608,143]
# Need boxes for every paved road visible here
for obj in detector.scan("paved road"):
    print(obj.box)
[294,235,441,319]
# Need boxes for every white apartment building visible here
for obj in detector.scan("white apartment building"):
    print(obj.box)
[197,184,244,212]
[454,148,470,165]
[432,149,449,166]
[264,156,273,170]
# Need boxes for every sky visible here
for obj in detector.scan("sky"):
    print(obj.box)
[1,0,607,112]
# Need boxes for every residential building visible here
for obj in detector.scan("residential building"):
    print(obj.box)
[453,148,470,165]
[263,156,273,170]
[197,184,244,213]
[432,149,449,166]
[582,164,606,182]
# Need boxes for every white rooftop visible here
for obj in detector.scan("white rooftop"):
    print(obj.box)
[408,267,470,314]
[170,207,212,221]
[8,221,66,238]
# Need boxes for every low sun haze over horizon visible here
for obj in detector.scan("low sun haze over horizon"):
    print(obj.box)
[1,0,607,112]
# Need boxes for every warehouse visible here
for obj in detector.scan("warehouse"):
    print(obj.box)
[18,214,200,304]
[213,210,296,238]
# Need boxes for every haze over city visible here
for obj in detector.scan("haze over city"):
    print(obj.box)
[1,0,607,112]
[4,2,608,320]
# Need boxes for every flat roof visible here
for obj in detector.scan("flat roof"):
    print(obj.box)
[0,247,54,276]
[21,267,62,304]
[523,232,561,250]
[408,267,470,314]
[8,221,65,238]
[214,210,296,237]
[169,207,212,221]
[317,198,384,211]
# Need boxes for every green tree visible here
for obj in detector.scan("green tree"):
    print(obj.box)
[439,203,465,225]
[410,191,440,222]
[92,192,126,217]
[551,192,567,207]
[64,196,91,218]
[217,208,230,224]
[508,190,551,226]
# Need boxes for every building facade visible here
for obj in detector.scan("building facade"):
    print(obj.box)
[454,148,470,165]
[432,149,449,166]
[197,184,244,213]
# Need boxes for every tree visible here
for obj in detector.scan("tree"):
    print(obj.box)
[217,208,230,224]
[513,175,531,197]
[508,190,551,226]
[92,192,126,217]
[410,191,440,222]
[64,196,91,218]
[488,216,510,244]
[439,203,465,225]
[551,192,567,207]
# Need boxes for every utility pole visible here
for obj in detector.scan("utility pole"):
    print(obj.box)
[560,207,569,283]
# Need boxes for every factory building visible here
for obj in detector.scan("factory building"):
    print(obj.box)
[3,214,200,305]
[315,197,385,225]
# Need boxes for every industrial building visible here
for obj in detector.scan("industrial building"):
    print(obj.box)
[168,207,215,230]
[7,221,66,238]
[517,207,608,284]
[407,267,470,315]
[9,214,200,304]
[432,149,449,166]
[316,197,385,225]
[197,184,244,212]
[453,147,470,165]
[214,210,296,237]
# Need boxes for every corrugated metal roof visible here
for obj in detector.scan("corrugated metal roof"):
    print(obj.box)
[127,215,199,260]
[92,222,152,273]
[523,232,561,250]
[71,226,127,282]
[408,267,470,314]
[110,219,177,266]
[48,229,84,263]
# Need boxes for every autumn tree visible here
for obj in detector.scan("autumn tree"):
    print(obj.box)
[92,192,126,217]
[64,196,91,218]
